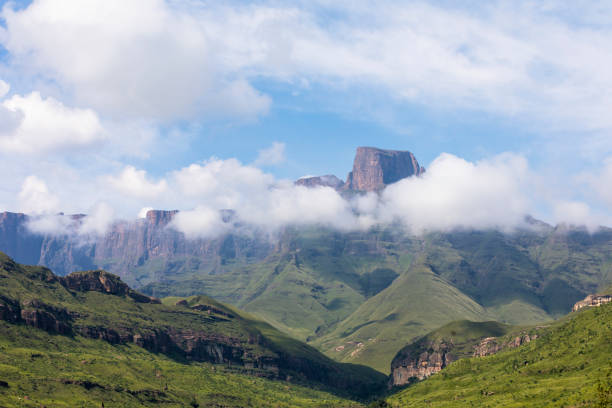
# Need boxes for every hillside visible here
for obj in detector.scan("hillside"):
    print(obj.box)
[0,252,386,406]
[385,302,612,407]
[389,320,514,386]
[4,213,612,375]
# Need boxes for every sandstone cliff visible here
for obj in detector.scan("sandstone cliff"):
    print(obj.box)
[572,293,612,312]
[344,147,424,191]
[0,210,273,285]
[389,321,512,387]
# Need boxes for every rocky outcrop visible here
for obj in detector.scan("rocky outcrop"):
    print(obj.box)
[344,147,424,191]
[472,332,538,357]
[390,342,453,385]
[572,294,612,312]
[295,175,344,189]
[60,270,160,303]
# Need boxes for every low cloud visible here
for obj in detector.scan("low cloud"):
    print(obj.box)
[14,151,612,240]
[378,153,530,232]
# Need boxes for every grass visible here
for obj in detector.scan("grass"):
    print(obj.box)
[385,302,612,407]
[0,252,387,404]
[136,226,612,375]
[0,323,362,408]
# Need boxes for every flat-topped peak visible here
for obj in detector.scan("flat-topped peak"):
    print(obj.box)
[344,147,424,191]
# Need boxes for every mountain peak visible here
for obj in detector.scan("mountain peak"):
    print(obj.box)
[344,147,424,191]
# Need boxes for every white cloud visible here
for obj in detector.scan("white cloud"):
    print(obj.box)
[0,80,9,98]
[138,207,154,219]
[0,92,105,154]
[253,142,286,166]
[552,200,606,232]
[0,0,270,121]
[106,166,167,199]
[18,175,60,214]
[26,214,72,236]
[79,202,115,236]
[378,153,530,232]
[2,0,612,155]
[585,158,612,207]
[12,149,612,239]
[170,206,229,239]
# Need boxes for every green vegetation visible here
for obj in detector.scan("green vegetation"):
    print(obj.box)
[0,252,386,406]
[391,320,513,368]
[140,226,612,374]
[386,303,612,407]
[313,266,493,373]
[0,323,361,407]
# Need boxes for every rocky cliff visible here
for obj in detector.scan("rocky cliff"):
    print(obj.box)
[344,147,424,191]
[0,210,274,285]
[389,321,512,387]
[572,293,612,312]
[472,332,538,357]
[295,175,344,189]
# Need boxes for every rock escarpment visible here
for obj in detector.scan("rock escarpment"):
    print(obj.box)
[389,321,513,387]
[390,341,454,385]
[0,210,273,283]
[344,147,424,191]
[472,332,538,357]
[572,294,612,312]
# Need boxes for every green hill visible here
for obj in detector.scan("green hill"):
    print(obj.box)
[0,252,386,406]
[385,303,612,407]
[312,265,494,373]
[140,226,612,374]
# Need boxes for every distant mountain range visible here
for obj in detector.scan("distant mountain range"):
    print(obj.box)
[2,147,612,374]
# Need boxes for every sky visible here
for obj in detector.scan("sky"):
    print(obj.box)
[1,0,612,237]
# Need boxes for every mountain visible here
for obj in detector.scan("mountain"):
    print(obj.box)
[343,147,424,191]
[0,252,386,406]
[2,214,612,374]
[2,147,612,375]
[384,301,612,406]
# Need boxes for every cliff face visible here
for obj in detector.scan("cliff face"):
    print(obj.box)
[572,294,612,312]
[389,321,513,387]
[344,147,424,191]
[0,210,274,284]
[472,332,538,357]
[390,341,454,385]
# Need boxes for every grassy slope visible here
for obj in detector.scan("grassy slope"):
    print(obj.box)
[313,265,493,373]
[0,323,361,408]
[391,320,514,368]
[0,252,387,404]
[140,227,612,375]
[386,302,612,407]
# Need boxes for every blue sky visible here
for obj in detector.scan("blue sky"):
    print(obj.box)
[1,0,612,234]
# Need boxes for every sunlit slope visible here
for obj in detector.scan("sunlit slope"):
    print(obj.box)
[0,252,387,405]
[0,323,364,408]
[386,303,612,407]
[313,265,494,373]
